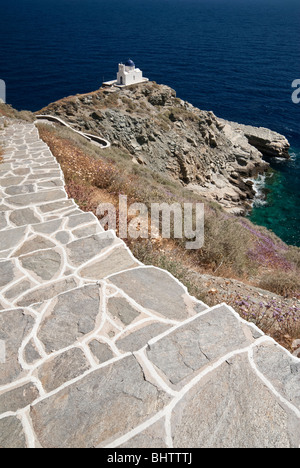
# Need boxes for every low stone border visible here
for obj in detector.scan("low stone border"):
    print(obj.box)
[35,114,111,148]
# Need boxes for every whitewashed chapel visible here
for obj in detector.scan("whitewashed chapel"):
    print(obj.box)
[103,60,149,87]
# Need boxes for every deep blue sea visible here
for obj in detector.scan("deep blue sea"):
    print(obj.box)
[0,0,299,245]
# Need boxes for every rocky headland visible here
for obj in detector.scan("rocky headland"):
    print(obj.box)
[38,82,290,214]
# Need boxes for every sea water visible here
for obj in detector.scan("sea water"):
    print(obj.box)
[0,0,299,244]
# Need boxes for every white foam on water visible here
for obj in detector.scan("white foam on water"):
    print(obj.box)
[246,174,268,208]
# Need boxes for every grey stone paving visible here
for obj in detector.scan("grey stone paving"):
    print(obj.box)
[0,121,299,448]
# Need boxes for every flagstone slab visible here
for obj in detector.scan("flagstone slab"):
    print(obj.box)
[38,179,64,189]
[4,279,35,301]
[32,219,63,234]
[9,208,41,227]
[107,297,141,326]
[19,248,62,282]
[30,355,170,448]
[12,168,31,176]
[54,231,71,244]
[0,204,10,212]
[0,226,27,251]
[146,305,257,387]
[0,249,14,261]
[71,223,103,239]
[0,382,39,414]
[26,171,62,182]
[37,285,102,353]
[109,267,197,321]
[4,184,36,196]
[0,176,25,187]
[0,309,35,385]
[13,236,56,257]
[170,353,298,448]
[23,339,42,365]
[57,208,83,218]
[4,188,67,207]
[36,199,75,213]
[79,246,139,280]
[67,212,97,228]
[0,260,19,289]
[66,232,117,267]
[252,342,300,409]
[3,202,81,230]
[118,419,167,448]
[37,348,90,393]
[0,416,27,448]
[116,322,172,353]
[0,212,7,230]
[88,340,115,364]
[11,151,30,160]
[15,277,79,308]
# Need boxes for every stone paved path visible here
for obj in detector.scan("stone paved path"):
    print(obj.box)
[0,121,299,448]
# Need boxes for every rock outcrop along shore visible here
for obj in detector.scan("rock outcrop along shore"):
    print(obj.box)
[38,82,290,214]
[224,120,290,160]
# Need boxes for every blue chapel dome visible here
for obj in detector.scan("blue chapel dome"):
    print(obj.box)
[125,59,135,67]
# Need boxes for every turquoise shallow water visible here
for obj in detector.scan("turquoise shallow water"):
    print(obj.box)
[249,146,300,247]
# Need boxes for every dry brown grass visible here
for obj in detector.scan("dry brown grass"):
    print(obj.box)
[259,272,300,298]
[0,139,4,164]
[37,122,300,350]
[0,103,34,122]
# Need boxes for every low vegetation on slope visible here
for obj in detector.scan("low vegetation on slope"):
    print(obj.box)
[0,103,34,122]
[37,122,300,351]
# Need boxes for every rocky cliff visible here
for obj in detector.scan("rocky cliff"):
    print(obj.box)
[225,121,290,159]
[38,82,289,213]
